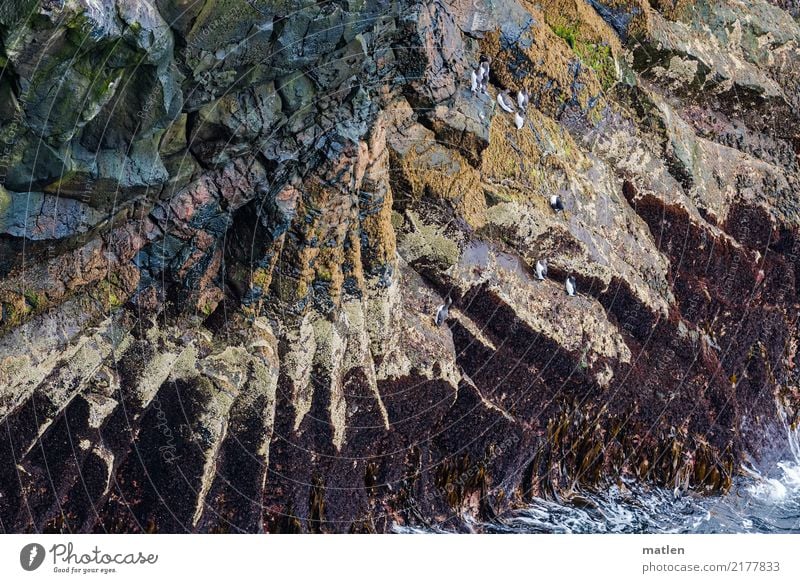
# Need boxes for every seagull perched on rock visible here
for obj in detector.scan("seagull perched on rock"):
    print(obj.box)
[550,194,564,213]
[514,110,525,130]
[435,297,452,327]
[565,276,577,297]
[497,91,515,113]
[517,87,529,110]
[471,59,489,94]
[479,57,490,79]
[535,259,548,280]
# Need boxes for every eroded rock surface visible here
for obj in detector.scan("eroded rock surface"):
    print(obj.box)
[1,0,799,532]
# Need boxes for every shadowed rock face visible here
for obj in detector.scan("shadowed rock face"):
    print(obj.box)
[1,0,799,533]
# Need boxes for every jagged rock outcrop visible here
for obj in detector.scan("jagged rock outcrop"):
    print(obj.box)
[1,0,799,533]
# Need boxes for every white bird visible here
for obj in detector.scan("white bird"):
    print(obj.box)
[435,297,453,327]
[470,68,479,93]
[497,92,515,113]
[517,88,529,110]
[514,110,525,130]
[550,194,564,212]
[565,276,577,297]
[479,61,490,81]
[478,61,490,94]
[535,259,548,280]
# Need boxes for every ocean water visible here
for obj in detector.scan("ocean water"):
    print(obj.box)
[486,462,800,534]
[397,414,800,534]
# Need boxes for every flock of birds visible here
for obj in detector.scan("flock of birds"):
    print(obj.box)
[434,57,578,328]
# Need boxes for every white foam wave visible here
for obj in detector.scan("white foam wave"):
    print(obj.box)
[744,472,789,502]
[744,405,800,503]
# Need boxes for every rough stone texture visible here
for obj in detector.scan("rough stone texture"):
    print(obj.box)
[1,0,800,533]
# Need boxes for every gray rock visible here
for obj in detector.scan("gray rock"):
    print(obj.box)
[0,190,103,240]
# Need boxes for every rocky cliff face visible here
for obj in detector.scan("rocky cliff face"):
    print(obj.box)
[1,0,799,533]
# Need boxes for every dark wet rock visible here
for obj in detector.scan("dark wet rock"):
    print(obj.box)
[587,0,647,42]
[192,82,283,146]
